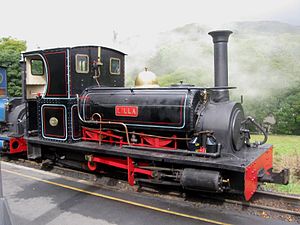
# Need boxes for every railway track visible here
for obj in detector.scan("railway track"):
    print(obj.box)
[253,191,300,215]
[219,191,300,217]
[1,157,300,220]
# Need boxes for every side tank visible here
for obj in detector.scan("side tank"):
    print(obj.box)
[79,87,203,134]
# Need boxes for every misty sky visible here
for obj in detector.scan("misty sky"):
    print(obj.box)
[0,0,300,50]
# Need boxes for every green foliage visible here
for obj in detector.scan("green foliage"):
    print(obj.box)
[31,59,44,75]
[273,88,300,134]
[0,37,26,97]
[244,85,300,135]
[140,22,300,134]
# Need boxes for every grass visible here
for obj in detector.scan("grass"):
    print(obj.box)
[252,134,300,194]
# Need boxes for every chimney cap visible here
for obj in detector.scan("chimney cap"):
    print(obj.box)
[208,30,233,43]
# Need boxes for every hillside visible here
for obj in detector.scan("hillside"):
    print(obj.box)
[121,21,300,92]
[118,21,300,134]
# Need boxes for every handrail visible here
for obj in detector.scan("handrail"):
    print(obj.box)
[76,94,131,145]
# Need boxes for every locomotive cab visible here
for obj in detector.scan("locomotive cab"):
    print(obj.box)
[22,46,126,142]
[23,46,126,99]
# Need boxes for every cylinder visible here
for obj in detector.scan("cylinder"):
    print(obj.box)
[208,30,232,102]
[180,168,223,192]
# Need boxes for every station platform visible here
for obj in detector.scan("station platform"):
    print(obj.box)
[0,161,294,225]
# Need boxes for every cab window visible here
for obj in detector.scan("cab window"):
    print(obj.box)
[31,59,44,76]
[110,58,120,75]
[76,54,89,73]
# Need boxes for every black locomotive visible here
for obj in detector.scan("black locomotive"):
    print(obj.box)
[0,30,289,200]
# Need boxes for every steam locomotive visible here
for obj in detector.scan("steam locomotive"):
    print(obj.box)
[0,66,26,154]
[0,30,289,200]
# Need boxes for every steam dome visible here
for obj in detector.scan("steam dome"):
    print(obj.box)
[134,68,159,87]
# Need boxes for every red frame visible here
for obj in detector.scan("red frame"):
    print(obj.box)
[82,127,177,150]
[87,155,153,186]
[244,146,273,200]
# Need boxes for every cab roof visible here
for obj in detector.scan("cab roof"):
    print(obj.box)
[22,45,126,56]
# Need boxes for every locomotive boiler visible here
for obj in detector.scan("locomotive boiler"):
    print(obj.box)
[1,30,289,201]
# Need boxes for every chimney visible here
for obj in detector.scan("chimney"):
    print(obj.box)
[208,30,232,102]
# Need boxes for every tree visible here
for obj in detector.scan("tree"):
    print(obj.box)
[272,87,300,135]
[243,85,300,135]
[0,37,26,96]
